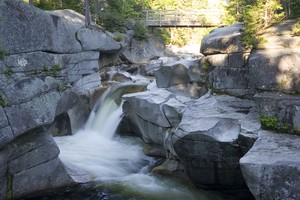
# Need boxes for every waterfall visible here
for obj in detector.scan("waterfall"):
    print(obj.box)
[84,82,147,138]
[55,81,149,178]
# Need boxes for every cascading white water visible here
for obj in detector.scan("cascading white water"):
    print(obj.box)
[54,81,229,200]
[55,81,149,178]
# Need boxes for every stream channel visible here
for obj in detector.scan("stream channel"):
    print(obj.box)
[26,80,239,200]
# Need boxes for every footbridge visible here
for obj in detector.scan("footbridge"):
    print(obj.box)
[143,9,225,28]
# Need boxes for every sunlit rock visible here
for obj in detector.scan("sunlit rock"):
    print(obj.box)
[0,0,82,54]
[200,23,247,55]
[77,28,122,52]
[172,94,255,190]
[240,130,300,200]
[249,49,300,93]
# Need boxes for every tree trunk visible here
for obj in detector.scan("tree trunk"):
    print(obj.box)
[85,0,92,27]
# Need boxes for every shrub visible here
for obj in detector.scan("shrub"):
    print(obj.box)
[51,64,61,75]
[154,28,171,44]
[113,34,124,42]
[259,116,289,133]
[5,69,13,76]
[292,20,300,36]
[133,21,148,41]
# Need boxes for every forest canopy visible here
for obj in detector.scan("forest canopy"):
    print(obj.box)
[24,0,300,48]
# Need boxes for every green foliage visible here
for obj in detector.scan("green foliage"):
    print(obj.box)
[113,34,124,42]
[31,0,82,12]
[51,64,61,74]
[95,0,149,32]
[292,19,300,36]
[133,21,148,41]
[282,0,300,18]
[43,66,49,72]
[0,92,7,108]
[237,0,285,49]
[6,172,13,200]
[0,44,6,59]
[57,82,68,92]
[154,28,171,44]
[0,51,5,59]
[5,69,13,76]
[259,116,289,133]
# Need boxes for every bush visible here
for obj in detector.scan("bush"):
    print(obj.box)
[113,34,124,42]
[292,20,300,36]
[154,28,171,44]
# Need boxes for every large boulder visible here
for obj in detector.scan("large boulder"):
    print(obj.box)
[3,128,90,199]
[240,131,300,200]
[172,93,255,191]
[123,89,175,144]
[199,23,253,97]
[249,49,300,93]
[200,20,300,96]
[120,34,168,64]
[0,1,121,55]
[0,0,82,54]
[77,28,121,52]
[155,59,201,88]
[200,23,247,55]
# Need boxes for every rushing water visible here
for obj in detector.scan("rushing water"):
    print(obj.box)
[51,82,235,200]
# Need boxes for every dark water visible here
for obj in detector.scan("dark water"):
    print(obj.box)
[23,179,243,200]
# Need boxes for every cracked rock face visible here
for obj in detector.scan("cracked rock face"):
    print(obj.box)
[172,94,254,190]
[122,89,257,192]
[240,131,300,200]
[0,0,124,198]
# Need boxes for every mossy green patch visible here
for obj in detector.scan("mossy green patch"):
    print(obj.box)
[6,173,13,200]
[0,92,7,107]
[259,116,290,133]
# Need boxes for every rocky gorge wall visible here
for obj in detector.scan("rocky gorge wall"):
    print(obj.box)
[0,0,123,199]
[122,21,300,200]
[0,0,299,199]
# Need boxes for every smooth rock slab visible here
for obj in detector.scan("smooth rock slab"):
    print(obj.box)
[3,77,59,105]
[240,131,300,200]
[0,0,82,54]
[77,28,121,52]
[6,91,61,137]
[155,62,190,88]
[200,23,247,55]
[6,130,78,199]
[249,49,300,93]
[12,158,73,199]
[123,89,174,128]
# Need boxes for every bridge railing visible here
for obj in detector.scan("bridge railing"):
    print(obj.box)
[142,10,225,27]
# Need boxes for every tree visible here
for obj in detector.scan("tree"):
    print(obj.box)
[239,0,284,48]
[85,0,92,27]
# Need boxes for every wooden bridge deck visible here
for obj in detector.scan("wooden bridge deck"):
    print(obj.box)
[143,10,225,28]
